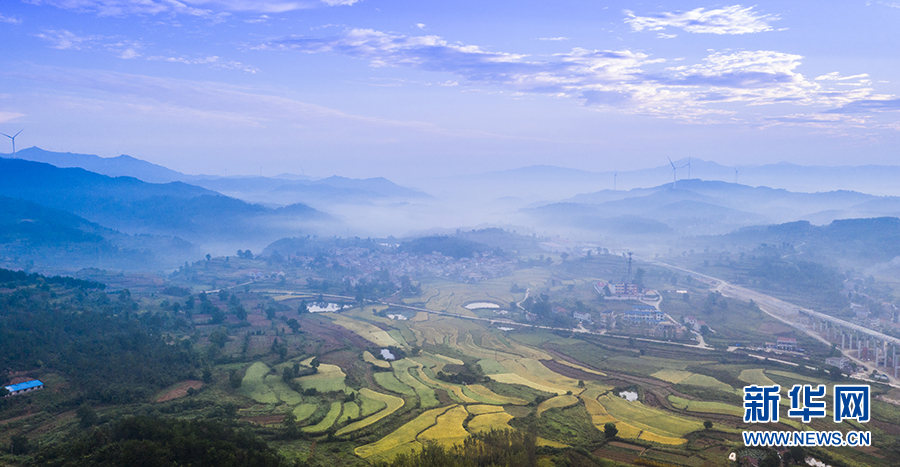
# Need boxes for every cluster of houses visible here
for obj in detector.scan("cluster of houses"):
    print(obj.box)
[3,379,43,397]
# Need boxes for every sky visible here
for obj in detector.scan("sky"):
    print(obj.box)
[1,1,900,182]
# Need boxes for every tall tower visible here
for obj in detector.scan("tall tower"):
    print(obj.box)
[627,252,633,283]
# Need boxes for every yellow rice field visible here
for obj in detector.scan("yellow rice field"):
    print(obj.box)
[537,394,579,417]
[418,405,470,447]
[467,411,514,433]
[335,388,405,436]
[328,314,400,347]
[364,350,391,369]
[354,405,453,458]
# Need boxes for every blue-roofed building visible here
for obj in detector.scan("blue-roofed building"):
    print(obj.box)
[3,380,44,396]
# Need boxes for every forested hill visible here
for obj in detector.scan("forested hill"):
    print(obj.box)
[0,158,337,246]
[0,268,199,404]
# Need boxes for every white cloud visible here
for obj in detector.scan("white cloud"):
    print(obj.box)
[147,54,259,73]
[0,13,22,24]
[28,0,313,16]
[625,5,778,35]
[34,29,101,50]
[537,37,569,41]
[28,0,210,17]
[0,111,26,123]
[321,0,359,6]
[415,23,426,29]
[263,28,888,124]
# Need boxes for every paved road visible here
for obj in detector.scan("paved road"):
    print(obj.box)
[642,257,900,387]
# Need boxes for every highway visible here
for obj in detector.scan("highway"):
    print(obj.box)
[642,257,900,386]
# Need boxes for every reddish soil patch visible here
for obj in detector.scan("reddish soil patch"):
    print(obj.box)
[155,380,204,403]
[540,359,601,381]
[243,414,285,425]
[608,441,645,451]
[593,448,638,464]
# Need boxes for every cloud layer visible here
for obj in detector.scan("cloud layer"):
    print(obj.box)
[266,28,880,123]
[625,5,778,35]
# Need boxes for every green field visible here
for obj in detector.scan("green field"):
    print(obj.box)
[303,401,342,433]
[298,363,348,393]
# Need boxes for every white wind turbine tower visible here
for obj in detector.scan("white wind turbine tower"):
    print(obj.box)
[733,166,740,184]
[667,157,680,189]
[685,156,692,180]
[613,170,618,191]
[1,129,23,157]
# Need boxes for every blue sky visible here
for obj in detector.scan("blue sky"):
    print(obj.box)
[1,1,899,181]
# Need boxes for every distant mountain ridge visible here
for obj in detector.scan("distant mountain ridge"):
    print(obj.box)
[12,147,188,183]
[523,179,900,238]
[9,147,432,207]
[0,157,337,250]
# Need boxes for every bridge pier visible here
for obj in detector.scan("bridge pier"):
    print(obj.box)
[842,331,846,350]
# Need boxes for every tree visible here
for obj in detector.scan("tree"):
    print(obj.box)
[603,422,618,439]
[209,328,228,348]
[282,411,299,438]
[229,369,242,389]
[287,318,301,333]
[8,434,31,455]
[298,300,309,315]
[634,268,645,289]
[77,403,98,428]
[703,420,713,430]
[787,446,806,465]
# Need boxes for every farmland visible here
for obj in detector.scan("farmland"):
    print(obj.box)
[7,250,900,467]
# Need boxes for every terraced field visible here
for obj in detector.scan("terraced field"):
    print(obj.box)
[537,394,579,417]
[364,350,391,369]
[355,406,453,460]
[739,368,776,386]
[667,395,743,417]
[303,401,342,433]
[328,314,401,347]
[298,363,348,393]
[335,388,405,436]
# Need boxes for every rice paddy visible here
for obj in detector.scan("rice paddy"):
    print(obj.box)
[373,371,415,396]
[338,401,360,424]
[364,350,391,369]
[467,411,514,433]
[239,362,302,404]
[537,394,579,417]
[392,359,440,408]
[293,403,318,421]
[667,395,743,417]
[302,401,342,433]
[354,406,452,459]
[739,368,776,386]
[335,388,405,436]
[328,314,401,347]
[418,405,470,447]
[298,363,348,393]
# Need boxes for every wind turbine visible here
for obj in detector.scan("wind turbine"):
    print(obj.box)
[667,157,679,189]
[733,166,740,184]
[685,156,692,180]
[613,170,618,191]
[1,129,23,157]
